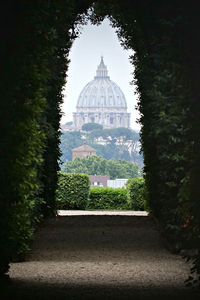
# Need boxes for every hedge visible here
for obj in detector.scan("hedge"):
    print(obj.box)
[87,187,128,210]
[126,177,147,211]
[2,0,200,285]
[0,1,83,275]
[56,173,90,210]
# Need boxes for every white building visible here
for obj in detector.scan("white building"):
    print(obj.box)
[73,57,130,129]
[107,178,128,189]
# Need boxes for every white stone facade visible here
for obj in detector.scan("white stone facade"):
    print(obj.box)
[73,57,130,129]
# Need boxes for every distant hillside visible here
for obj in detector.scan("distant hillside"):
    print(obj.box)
[60,127,143,168]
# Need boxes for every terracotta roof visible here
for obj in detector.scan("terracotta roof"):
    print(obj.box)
[72,145,96,152]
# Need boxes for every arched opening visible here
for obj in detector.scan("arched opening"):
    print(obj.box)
[1,0,200,295]
[61,17,139,131]
[59,16,143,195]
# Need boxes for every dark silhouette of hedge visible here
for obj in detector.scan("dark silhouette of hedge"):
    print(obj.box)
[126,177,147,211]
[1,0,200,284]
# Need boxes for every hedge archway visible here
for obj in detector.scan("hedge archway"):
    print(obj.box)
[1,0,200,283]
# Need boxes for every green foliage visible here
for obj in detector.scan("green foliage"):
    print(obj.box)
[82,122,103,131]
[65,121,73,126]
[60,127,143,165]
[1,0,49,272]
[60,131,83,162]
[89,127,138,140]
[62,155,139,179]
[126,177,147,211]
[94,143,132,161]
[98,0,200,283]
[1,0,200,284]
[87,187,128,210]
[0,0,91,275]
[56,173,90,210]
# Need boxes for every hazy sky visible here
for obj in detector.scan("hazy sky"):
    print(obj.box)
[61,18,141,131]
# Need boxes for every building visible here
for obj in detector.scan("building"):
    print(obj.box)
[73,57,130,129]
[107,178,128,188]
[60,124,78,132]
[89,175,110,188]
[89,176,128,188]
[72,144,96,160]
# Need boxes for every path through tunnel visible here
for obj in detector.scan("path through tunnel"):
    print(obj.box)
[2,211,199,300]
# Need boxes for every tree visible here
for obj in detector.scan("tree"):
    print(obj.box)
[2,0,199,282]
[60,131,82,162]
[88,127,142,164]
[60,127,143,165]
[65,121,73,126]
[82,122,103,131]
[62,155,139,179]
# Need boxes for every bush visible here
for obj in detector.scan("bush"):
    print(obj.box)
[56,173,90,209]
[63,156,139,180]
[87,187,128,210]
[82,123,103,131]
[126,177,147,211]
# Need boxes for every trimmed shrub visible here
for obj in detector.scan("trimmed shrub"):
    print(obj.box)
[126,177,147,211]
[82,122,103,131]
[87,187,128,210]
[56,173,90,209]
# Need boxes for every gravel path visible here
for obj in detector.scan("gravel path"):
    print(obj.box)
[2,211,198,299]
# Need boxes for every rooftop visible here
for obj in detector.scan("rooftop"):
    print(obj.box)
[72,145,96,152]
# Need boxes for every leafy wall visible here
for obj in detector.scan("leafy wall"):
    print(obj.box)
[60,127,142,165]
[1,0,200,282]
[0,0,91,275]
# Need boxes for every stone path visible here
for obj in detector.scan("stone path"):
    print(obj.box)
[57,210,148,216]
[2,211,198,299]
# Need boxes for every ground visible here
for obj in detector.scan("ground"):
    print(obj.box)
[2,211,199,299]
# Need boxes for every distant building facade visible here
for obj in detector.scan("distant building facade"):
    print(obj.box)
[89,175,110,188]
[73,57,130,129]
[72,145,96,160]
[60,124,78,132]
[107,178,128,188]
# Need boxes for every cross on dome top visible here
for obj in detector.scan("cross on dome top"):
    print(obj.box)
[95,56,109,78]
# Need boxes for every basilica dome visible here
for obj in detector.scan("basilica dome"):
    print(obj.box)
[73,57,130,129]
[76,57,127,109]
